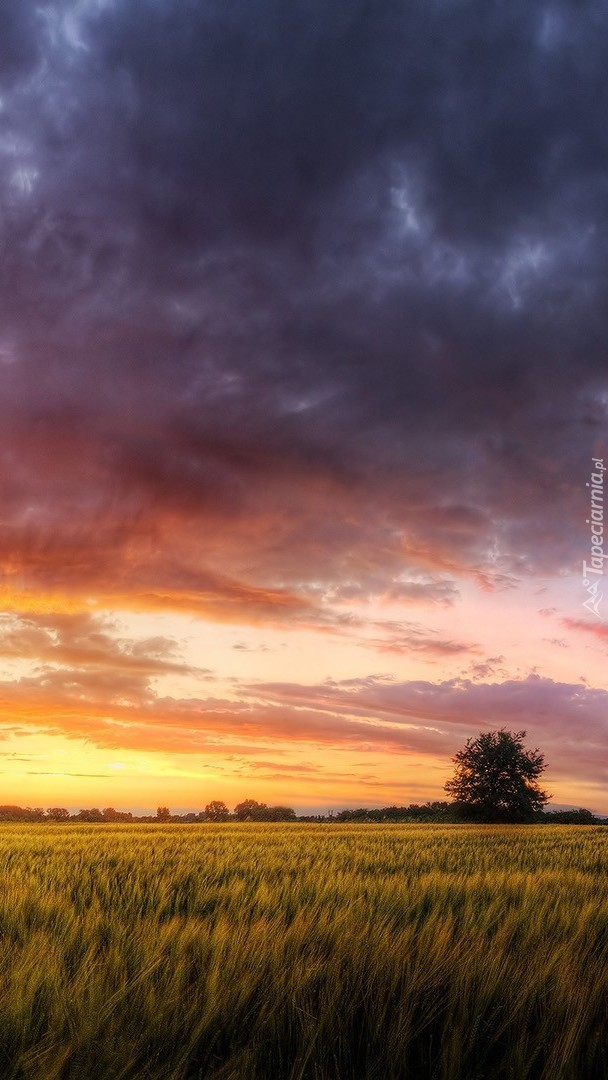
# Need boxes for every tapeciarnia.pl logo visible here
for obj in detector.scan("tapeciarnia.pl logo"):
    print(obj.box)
[582,457,606,618]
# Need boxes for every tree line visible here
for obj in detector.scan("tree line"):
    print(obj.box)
[327,804,600,824]
[0,799,298,823]
[0,731,604,824]
[0,802,601,825]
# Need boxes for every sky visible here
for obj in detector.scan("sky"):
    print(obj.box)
[1,0,608,815]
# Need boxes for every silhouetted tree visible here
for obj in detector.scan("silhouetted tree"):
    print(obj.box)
[0,805,31,821]
[540,808,597,824]
[47,807,70,821]
[445,729,549,823]
[156,806,171,822]
[204,800,230,822]
[234,799,267,821]
[103,807,133,822]
[74,808,104,822]
[266,806,297,821]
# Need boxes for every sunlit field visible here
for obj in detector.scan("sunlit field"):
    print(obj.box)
[0,824,607,1079]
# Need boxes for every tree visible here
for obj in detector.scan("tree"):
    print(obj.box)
[156,806,171,822]
[0,805,29,821]
[444,729,550,823]
[234,799,267,821]
[74,808,104,822]
[47,807,70,821]
[541,808,597,824]
[266,805,297,821]
[204,800,230,822]
[103,807,133,822]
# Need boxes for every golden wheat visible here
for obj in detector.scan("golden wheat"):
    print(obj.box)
[0,824,606,1079]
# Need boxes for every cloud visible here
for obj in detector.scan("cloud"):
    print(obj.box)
[0,667,602,793]
[0,606,605,793]
[25,771,110,779]
[241,672,608,784]
[0,7,40,87]
[360,620,479,659]
[561,617,608,647]
[0,0,605,634]
[468,656,507,680]
[0,611,198,676]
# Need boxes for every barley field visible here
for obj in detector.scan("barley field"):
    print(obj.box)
[0,824,607,1080]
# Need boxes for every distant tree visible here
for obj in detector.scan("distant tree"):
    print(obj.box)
[266,806,297,821]
[333,801,458,824]
[102,807,133,822]
[47,807,70,822]
[336,808,372,822]
[540,808,597,824]
[204,800,230,822]
[445,729,550,823]
[74,808,104,822]
[234,799,267,821]
[0,805,28,821]
[156,806,171,822]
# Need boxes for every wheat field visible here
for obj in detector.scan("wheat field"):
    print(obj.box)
[0,823,606,1079]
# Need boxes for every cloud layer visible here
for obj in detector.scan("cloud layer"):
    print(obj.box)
[1,0,606,621]
[1,609,606,794]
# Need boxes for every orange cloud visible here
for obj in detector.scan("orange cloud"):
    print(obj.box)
[561,617,608,646]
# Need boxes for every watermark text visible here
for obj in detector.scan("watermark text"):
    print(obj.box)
[582,458,606,618]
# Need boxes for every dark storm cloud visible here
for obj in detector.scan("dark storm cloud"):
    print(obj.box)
[2,0,607,608]
[0,7,39,85]
[76,0,608,254]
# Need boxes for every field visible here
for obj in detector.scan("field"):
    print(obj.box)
[0,824,607,1080]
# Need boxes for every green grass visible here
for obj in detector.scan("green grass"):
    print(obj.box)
[0,823,607,1079]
